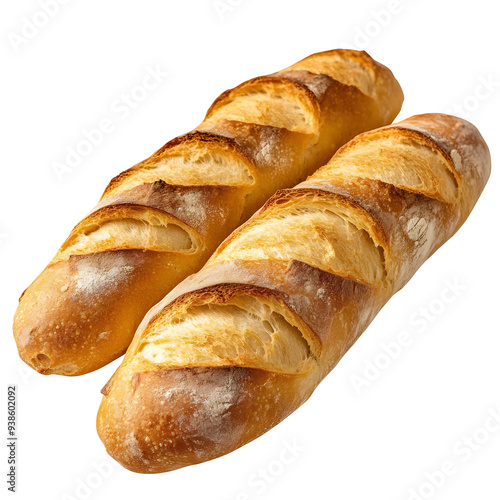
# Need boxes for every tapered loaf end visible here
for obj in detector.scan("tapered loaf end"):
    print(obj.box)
[97,365,312,473]
[13,250,194,376]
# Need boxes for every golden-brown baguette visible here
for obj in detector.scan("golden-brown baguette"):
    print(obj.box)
[97,114,490,473]
[13,49,403,376]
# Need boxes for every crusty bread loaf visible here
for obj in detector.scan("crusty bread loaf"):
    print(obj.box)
[97,114,490,473]
[13,49,403,376]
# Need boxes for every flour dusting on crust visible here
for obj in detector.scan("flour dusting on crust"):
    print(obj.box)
[406,217,428,242]
[159,369,246,454]
[124,432,144,460]
[73,260,135,297]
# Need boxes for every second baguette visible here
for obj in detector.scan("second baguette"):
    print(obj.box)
[97,113,490,473]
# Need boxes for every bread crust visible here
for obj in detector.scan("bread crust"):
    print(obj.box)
[97,114,490,473]
[14,49,403,375]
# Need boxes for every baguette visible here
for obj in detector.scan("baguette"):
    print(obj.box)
[13,49,403,376]
[97,113,490,473]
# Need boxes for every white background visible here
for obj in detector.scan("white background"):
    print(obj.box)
[1,1,499,499]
